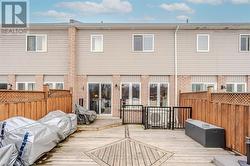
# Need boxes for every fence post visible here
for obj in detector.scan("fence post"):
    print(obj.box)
[43,84,49,100]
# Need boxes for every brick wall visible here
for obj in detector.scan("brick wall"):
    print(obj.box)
[35,75,44,91]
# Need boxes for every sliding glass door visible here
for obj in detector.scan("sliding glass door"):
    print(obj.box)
[121,83,140,105]
[88,83,112,115]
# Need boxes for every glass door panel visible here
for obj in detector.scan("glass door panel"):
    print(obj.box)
[100,84,112,114]
[121,84,130,105]
[132,84,140,105]
[160,84,168,107]
[88,83,99,114]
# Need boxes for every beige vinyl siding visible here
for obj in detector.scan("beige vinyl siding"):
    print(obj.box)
[0,75,8,82]
[149,76,169,82]
[16,75,35,82]
[44,75,65,82]
[191,75,217,83]
[77,30,175,75]
[87,75,113,82]
[121,75,141,82]
[178,30,250,75]
[225,75,247,82]
[0,30,68,75]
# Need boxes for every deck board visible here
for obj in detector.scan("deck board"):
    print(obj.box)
[37,125,233,166]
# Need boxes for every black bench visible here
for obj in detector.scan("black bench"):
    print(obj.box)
[185,119,225,148]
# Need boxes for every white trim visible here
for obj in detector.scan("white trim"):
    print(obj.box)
[132,34,154,52]
[16,82,36,91]
[226,82,247,92]
[239,34,250,53]
[26,34,47,52]
[87,82,113,115]
[197,34,210,53]
[90,34,104,53]
[44,82,64,89]
[148,82,169,107]
[120,82,141,105]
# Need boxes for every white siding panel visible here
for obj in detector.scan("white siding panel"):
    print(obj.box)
[0,29,68,75]
[191,75,217,83]
[149,76,169,82]
[77,30,175,75]
[16,75,35,82]
[0,75,8,82]
[225,75,247,82]
[44,75,64,82]
[121,75,141,82]
[87,75,112,82]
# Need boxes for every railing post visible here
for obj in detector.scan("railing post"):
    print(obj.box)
[171,107,175,130]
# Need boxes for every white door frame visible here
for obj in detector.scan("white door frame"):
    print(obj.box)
[87,82,113,115]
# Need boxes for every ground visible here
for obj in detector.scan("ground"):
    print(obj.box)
[37,125,233,166]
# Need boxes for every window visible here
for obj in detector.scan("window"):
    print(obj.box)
[226,83,246,92]
[44,82,64,90]
[197,34,209,52]
[0,83,8,90]
[16,82,36,91]
[133,34,154,52]
[91,35,103,52]
[121,83,140,105]
[192,83,216,92]
[240,35,250,52]
[26,34,47,52]
[149,83,168,107]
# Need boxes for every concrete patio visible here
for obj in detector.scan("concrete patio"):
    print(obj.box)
[37,124,234,166]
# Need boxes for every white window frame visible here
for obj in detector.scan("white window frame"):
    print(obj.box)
[44,82,64,89]
[226,82,247,92]
[148,82,169,107]
[16,82,36,91]
[26,34,47,52]
[120,82,141,105]
[239,34,250,52]
[132,34,155,52]
[197,34,210,53]
[191,82,217,92]
[90,34,103,53]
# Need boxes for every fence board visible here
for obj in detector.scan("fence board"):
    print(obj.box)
[179,91,250,155]
[0,88,72,121]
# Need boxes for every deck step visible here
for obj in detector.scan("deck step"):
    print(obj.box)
[78,119,122,131]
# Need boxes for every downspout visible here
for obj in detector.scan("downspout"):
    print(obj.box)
[174,25,180,106]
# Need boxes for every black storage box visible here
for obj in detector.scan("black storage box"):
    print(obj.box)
[185,119,225,148]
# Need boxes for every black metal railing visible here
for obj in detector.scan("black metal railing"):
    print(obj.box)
[121,105,144,124]
[171,107,192,129]
[144,106,171,129]
[120,103,192,130]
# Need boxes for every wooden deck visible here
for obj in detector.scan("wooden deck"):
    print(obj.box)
[37,125,234,166]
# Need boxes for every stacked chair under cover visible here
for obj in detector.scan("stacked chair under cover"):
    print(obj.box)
[0,117,60,166]
[75,104,97,125]
[0,144,18,166]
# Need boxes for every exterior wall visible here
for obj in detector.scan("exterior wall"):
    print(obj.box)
[76,29,175,75]
[217,75,226,92]
[248,76,250,92]
[0,29,68,75]
[178,30,250,75]
[112,75,121,117]
[35,75,44,91]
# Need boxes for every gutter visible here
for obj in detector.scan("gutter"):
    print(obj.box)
[174,25,180,106]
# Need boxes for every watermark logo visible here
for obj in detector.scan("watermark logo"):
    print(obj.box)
[1,0,29,35]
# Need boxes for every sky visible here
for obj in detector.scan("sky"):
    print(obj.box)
[29,0,250,23]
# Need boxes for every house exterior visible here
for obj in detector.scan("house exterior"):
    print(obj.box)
[1,22,250,117]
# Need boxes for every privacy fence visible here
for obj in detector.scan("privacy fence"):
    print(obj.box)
[0,85,72,121]
[179,91,250,155]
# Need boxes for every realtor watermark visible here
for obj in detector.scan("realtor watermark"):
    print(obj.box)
[1,0,29,35]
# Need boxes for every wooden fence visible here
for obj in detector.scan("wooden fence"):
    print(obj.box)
[179,90,250,155]
[0,85,72,121]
